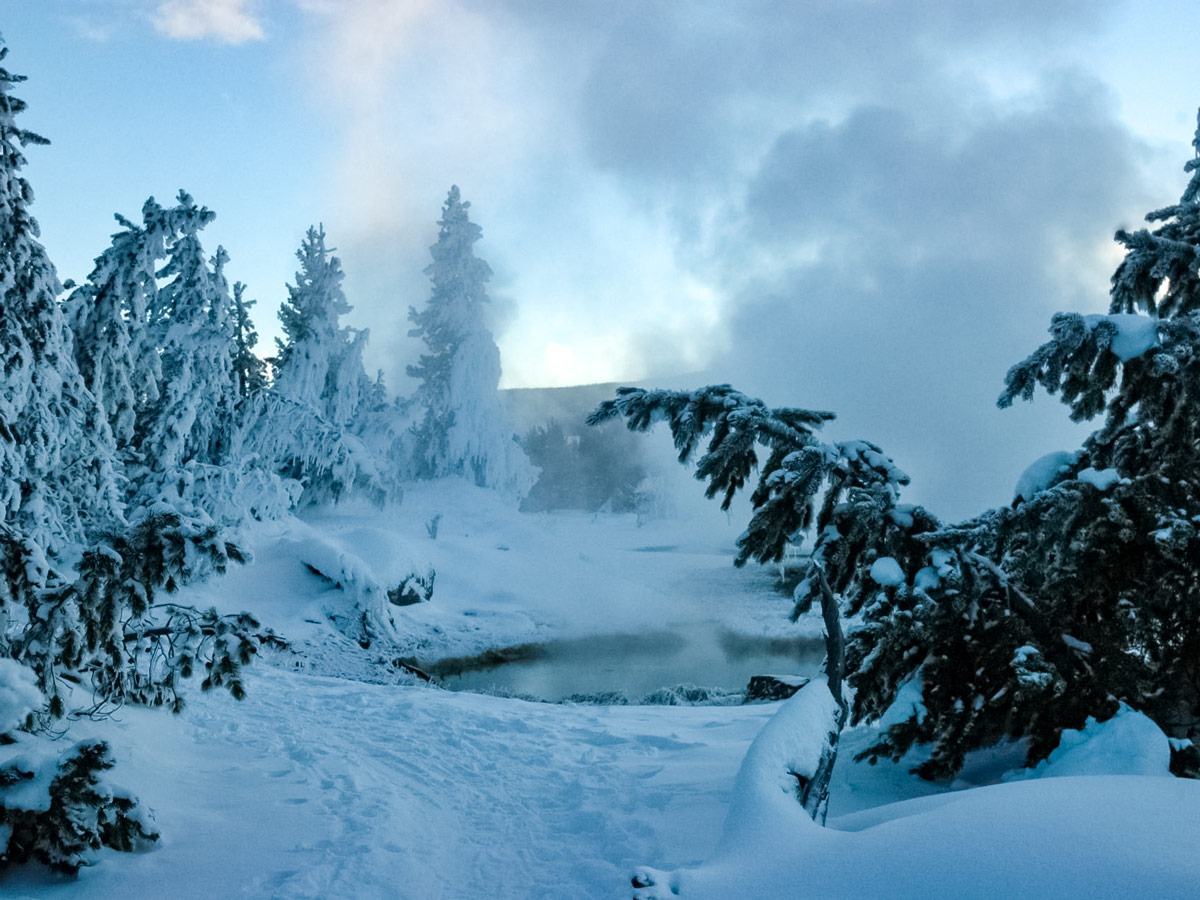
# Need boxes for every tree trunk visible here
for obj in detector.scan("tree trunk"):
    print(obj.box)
[798,566,849,824]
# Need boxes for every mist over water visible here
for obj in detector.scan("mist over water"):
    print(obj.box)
[431,623,825,702]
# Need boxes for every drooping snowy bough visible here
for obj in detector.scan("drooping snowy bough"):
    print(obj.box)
[591,385,919,837]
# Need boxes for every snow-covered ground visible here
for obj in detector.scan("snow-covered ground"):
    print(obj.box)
[4,480,1197,898]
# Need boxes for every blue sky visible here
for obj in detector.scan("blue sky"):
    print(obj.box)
[5,0,1200,518]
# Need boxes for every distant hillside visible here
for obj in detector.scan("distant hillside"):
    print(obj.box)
[502,374,706,434]
[501,382,632,434]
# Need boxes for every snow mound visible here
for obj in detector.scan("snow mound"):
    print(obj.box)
[672,776,1200,899]
[880,674,927,727]
[0,658,44,734]
[714,679,839,855]
[869,557,904,586]
[1004,703,1169,780]
[1076,466,1120,491]
[322,524,435,605]
[288,523,435,642]
[1013,450,1077,503]
[1084,313,1159,361]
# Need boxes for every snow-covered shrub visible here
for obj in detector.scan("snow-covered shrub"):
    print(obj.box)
[0,738,158,876]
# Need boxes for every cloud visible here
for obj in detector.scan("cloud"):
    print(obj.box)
[712,72,1154,519]
[278,0,1163,518]
[152,0,265,43]
[69,16,118,42]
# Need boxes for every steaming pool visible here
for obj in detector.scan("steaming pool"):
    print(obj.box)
[424,622,825,703]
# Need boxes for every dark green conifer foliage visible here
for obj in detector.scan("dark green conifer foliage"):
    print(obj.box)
[3,515,272,718]
[851,113,1200,778]
[231,281,267,398]
[520,419,645,512]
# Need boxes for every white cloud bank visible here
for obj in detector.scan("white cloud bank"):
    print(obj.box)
[152,0,265,44]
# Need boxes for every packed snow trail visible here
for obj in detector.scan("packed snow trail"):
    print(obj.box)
[10,666,1197,900]
[3,667,774,900]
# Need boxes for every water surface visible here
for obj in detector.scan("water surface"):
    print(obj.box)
[429,622,824,702]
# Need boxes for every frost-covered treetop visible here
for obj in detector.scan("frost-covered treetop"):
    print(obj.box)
[155,191,220,324]
[0,43,121,546]
[419,185,493,335]
[405,187,533,494]
[278,225,350,348]
[999,110,1200,429]
[1111,109,1200,318]
[0,46,48,244]
[0,44,55,335]
[270,224,373,429]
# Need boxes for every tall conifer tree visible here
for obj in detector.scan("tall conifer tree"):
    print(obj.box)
[407,186,533,494]
[231,281,267,398]
[67,198,172,452]
[237,226,394,507]
[137,194,237,489]
[273,225,368,424]
[848,113,1200,778]
[0,46,119,551]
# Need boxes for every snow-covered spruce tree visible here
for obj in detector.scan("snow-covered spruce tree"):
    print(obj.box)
[272,226,361,414]
[1,738,160,876]
[231,281,267,398]
[0,50,121,553]
[135,194,239,509]
[0,44,162,875]
[238,225,394,506]
[848,115,1200,779]
[590,385,925,820]
[407,187,533,496]
[66,198,172,454]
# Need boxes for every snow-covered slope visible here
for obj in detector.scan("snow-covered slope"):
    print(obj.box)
[3,480,1194,898]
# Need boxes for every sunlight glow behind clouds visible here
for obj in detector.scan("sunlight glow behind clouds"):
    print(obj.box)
[153,0,266,43]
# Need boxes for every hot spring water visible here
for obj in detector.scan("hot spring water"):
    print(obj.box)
[426,622,825,702]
